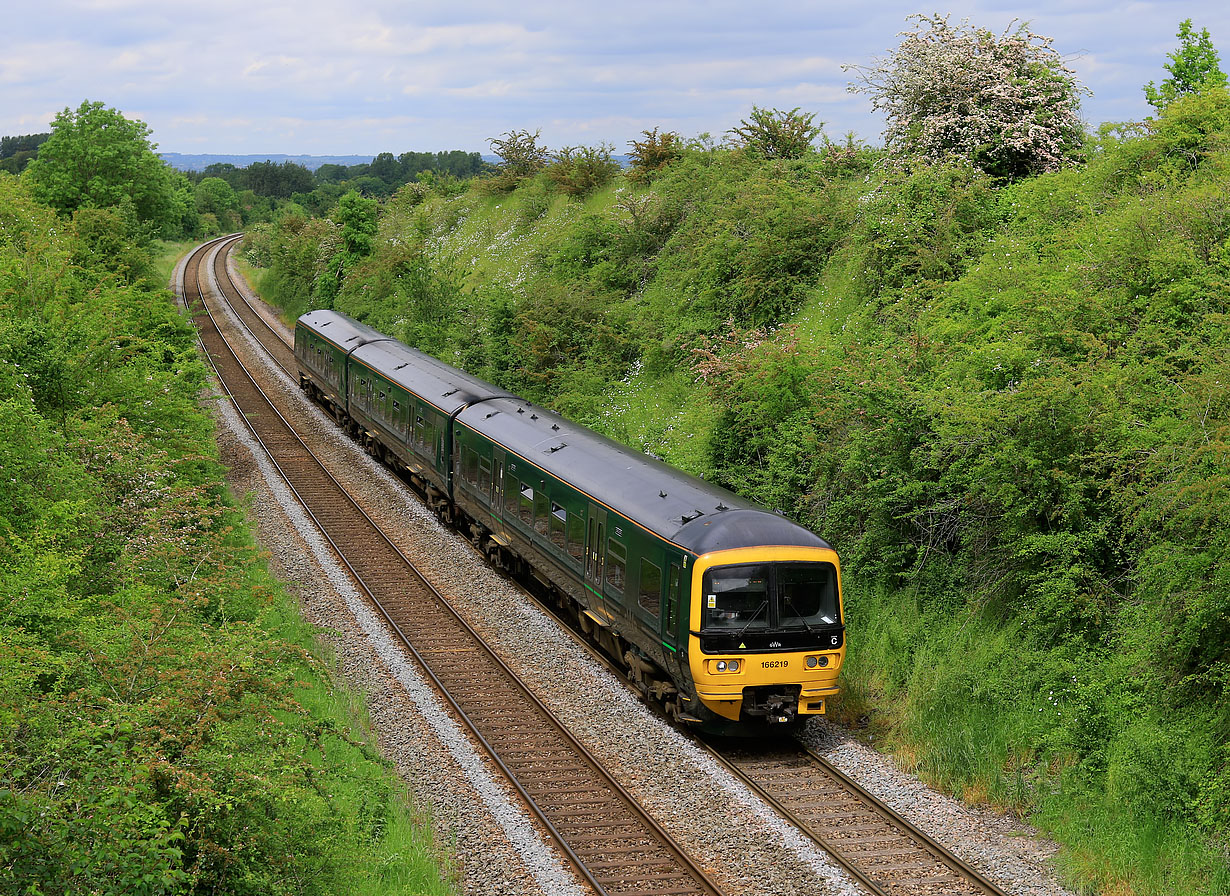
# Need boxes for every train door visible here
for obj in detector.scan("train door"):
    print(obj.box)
[585,504,608,620]
[491,448,511,544]
[664,562,688,682]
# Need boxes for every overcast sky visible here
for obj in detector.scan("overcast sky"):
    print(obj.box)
[3,1,1229,157]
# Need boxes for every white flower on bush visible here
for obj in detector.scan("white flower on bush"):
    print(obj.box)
[847,14,1089,180]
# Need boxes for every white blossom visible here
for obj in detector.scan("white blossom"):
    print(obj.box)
[847,15,1089,179]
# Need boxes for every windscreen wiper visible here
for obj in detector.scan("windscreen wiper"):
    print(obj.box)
[782,597,817,633]
[733,599,769,641]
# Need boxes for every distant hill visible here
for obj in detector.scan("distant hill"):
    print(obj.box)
[163,152,628,173]
[161,153,376,172]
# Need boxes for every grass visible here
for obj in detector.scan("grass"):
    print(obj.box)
[832,580,1230,896]
[232,473,457,896]
[151,238,198,284]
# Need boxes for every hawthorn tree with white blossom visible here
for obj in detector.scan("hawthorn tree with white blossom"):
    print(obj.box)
[847,15,1088,180]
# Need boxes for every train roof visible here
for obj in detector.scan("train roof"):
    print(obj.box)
[350,338,511,416]
[296,309,390,353]
[456,396,831,555]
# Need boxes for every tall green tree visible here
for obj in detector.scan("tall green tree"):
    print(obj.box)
[1144,19,1227,111]
[316,190,377,303]
[24,100,183,237]
[194,176,240,233]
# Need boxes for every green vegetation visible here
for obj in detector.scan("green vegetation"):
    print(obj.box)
[248,78,1230,896]
[0,171,454,893]
[1145,19,1229,112]
[6,16,1228,895]
[25,101,195,240]
[0,133,47,175]
[189,151,487,223]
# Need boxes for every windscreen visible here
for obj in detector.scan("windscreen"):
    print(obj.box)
[777,563,840,628]
[701,562,839,632]
[702,564,770,631]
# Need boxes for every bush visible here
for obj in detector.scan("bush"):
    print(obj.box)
[544,144,620,197]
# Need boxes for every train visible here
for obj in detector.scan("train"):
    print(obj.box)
[294,309,845,732]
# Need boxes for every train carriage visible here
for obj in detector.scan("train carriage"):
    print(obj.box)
[451,395,845,728]
[295,309,846,731]
[294,310,389,422]
[345,338,509,510]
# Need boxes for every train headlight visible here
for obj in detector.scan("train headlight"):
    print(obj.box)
[716,660,728,672]
[728,659,740,673]
[818,655,829,667]
[806,655,818,669]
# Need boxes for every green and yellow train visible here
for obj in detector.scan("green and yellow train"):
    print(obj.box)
[295,309,845,732]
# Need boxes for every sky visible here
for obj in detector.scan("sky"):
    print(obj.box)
[3,1,1229,158]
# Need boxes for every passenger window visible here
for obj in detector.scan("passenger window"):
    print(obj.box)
[566,508,585,562]
[550,503,567,550]
[534,488,550,536]
[519,482,534,525]
[478,457,492,493]
[639,560,662,618]
[463,447,479,484]
[606,539,626,594]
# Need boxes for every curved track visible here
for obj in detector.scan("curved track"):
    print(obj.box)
[180,236,728,896]
[186,236,1019,896]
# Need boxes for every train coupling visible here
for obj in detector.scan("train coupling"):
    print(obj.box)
[742,685,801,724]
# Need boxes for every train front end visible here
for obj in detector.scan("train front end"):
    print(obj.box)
[687,545,844,726]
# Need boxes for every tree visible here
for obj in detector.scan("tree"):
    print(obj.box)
[726,107,823,160]
[1144,19,1227,111]
[544,144,620,197]
[481,129,548,192]
[194,177,240,233]
[24,101,181,235]
[335,190,377,258]
[0,133,48,175]
[195,177,238,217]
[317,190,377,303]
[242,160,315,198]
[847,15,1088,180]
[627,128,683,183]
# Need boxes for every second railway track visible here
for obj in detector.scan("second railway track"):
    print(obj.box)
[708,741,1010,896]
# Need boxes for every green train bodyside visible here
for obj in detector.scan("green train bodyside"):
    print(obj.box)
[450,419,694,696]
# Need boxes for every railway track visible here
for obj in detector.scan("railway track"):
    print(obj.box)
[187,236,1021,896]
[180,236,728,896]
[708,741,1010,896]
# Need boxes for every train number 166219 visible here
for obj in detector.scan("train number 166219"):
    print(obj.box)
[761,660,788,669]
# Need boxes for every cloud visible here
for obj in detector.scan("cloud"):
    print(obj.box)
[4,1,1230,152]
